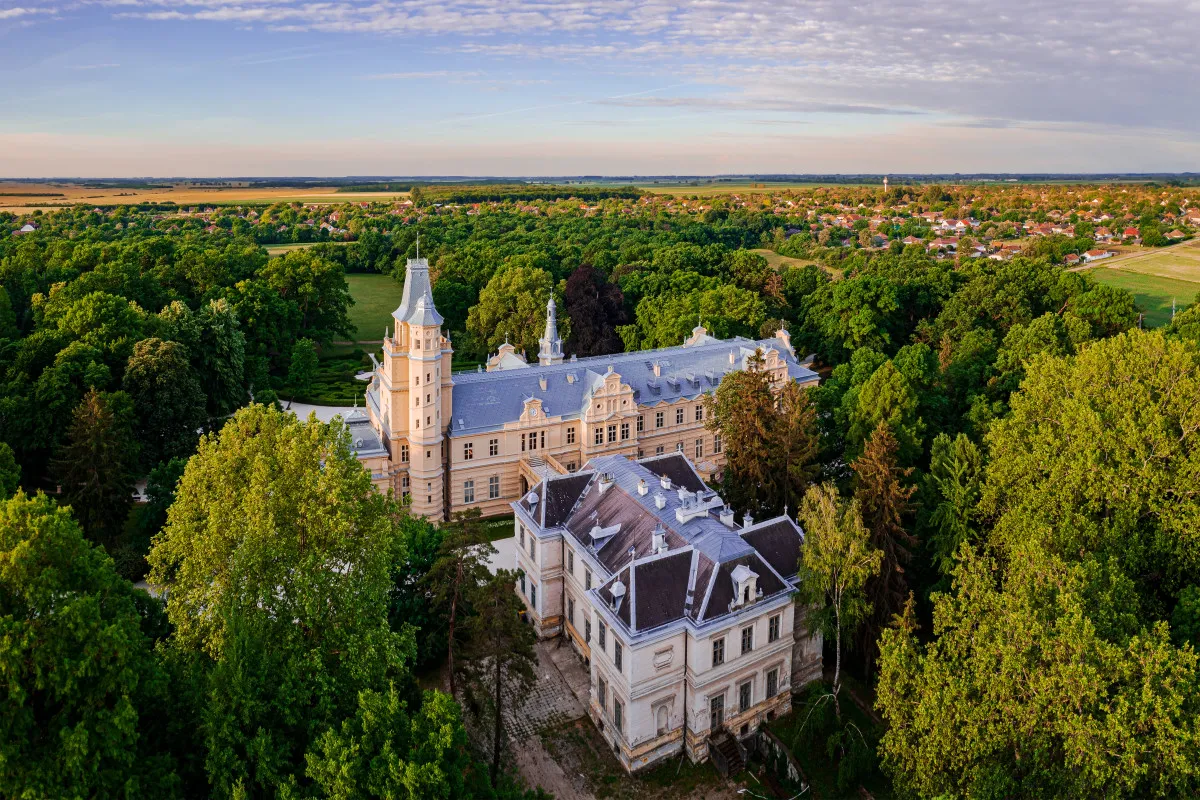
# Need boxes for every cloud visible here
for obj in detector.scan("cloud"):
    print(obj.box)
[0,6,55,18]
[69,62,120,69]
[361,70,481,80]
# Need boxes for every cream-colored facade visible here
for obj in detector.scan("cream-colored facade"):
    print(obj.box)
[513,454,823,772]
[364,257,820,521]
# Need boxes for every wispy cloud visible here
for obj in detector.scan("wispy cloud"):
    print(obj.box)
[0,6,55,19]
[68,62,120,69]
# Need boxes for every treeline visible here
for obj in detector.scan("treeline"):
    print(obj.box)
[0,406,544,799]
[417,184,644,204]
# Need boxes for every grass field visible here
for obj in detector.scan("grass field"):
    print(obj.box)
[265,241,351,255]
[346,273,404,341]
[749,247,841,280]
[636,181,878,196]
[1090,268,1199,327]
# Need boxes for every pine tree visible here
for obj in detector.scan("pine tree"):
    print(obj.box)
[776,380,822,514]
[52,388,139,545]
[705,356,777,517]
[424,507,495,697]
[852,422,917,675]
[460,569,536,786]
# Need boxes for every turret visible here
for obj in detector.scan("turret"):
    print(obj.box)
[538,296,564,366]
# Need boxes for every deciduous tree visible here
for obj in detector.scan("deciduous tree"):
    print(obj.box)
[426,508,495,697]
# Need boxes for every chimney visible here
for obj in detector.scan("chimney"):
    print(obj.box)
[654,492,666,510]
[637,479,648,496]
[539,376,547,391]
[598,473,614,494]
[660,475,672,490]
[653,361,662,377]
[720,506,735,527]
[729,350,736,365]
[652,524,667,554]
[743,512,754,528]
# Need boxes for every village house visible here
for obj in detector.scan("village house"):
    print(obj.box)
[512,453,822,772]
[1084,249,1113,262]
[359,256,819,522]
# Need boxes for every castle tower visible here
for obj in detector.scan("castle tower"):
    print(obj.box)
[369,255,454,520]
[538,296,564,366]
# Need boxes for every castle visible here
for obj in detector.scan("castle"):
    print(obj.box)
[356,256,820,521]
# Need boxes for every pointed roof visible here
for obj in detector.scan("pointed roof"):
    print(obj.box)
[393,257,436,324]
[407,286,444,327]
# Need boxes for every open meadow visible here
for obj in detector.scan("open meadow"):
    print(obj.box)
[1085,238,1200,326]
[345,273,404,342]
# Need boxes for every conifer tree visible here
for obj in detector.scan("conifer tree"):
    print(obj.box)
[52,388,139,544]
[704,356,777,517]
[460,569,536,786]
[852,422,917,674]
[425,507,495,697]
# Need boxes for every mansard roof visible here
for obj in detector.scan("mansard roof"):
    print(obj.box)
[523,453,805,635]
[449,334,817,436]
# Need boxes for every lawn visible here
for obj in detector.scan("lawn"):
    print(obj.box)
[1089,268,1199,327]
[265,241,351,256]
[346,273,405,341]
[1106,241,1200,283]
[749,248,818,271]
[290,349,372,406]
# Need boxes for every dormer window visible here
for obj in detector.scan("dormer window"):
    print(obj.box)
[730,564,759,608]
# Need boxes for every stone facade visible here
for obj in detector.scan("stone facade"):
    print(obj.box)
[363,257,820,522]
[512,454,823,773]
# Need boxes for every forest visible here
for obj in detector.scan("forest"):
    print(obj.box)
[1,186,1199,797]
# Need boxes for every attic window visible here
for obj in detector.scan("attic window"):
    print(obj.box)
[730,564,760,609]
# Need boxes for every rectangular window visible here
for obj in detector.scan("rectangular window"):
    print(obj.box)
[529,431,538,451]
[401,476,410,490]
[594,428,604,446]
[463,480,474,504]
[529,537,535,558]
[614,699,623,733]
[488,475,500,499]
[585,569,592,591]
[567,550,574,574]
[769,614,781,643]
[695,404,703,422]
[713,434,723,454]
[568,597,575,627]
[636,415,644,433]
[400,444,409,463]
[676,407,684,424]
[530,582,537,609]
[655,411,664,429]
[620,422,630,441]
[712,638,725,667]
[710,695,724,729]
[521,433,527,452]
[489,438,499,456]
[463,442,474,460]
[607,424,617,443]
[739,681,752,713]
[519,571,526,595]
[598,620,606,650]
[614,641,622,672]
[540,431,545,449]
[741,626,754,655]
[655,445,664,455]
[567,426,576,445]
[585,618,592,643]
[598,677,607,711]
[695,438,704,459]
[519,525,525,548]
[767,668,779,699]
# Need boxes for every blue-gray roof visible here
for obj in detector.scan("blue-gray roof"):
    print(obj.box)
[448,335,816,436]
[393,257,433,325]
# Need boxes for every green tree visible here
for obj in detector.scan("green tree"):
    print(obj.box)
[148,404,415,796]
[466,264,556,358]
[877,544,1200,798]
[0,491,179,798]
[124,337,207,467]
[705,361,776,517]
[460,570,537,785]
[796,483,881,712]
[52,388,139,544]
[851,423,916,673]
[847,360,924,464]
[390,511,449,672]
[921,432,983,579]
[426,508,495,697]
[288,337,319,400]
[0,441,18,498]
[983,330,1200,597]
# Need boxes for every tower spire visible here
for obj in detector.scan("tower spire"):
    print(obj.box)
[538,295,564,366]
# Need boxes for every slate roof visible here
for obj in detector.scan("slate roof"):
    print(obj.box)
[392,257,434,325]
[446,335,817,436]
[523,453,805,635]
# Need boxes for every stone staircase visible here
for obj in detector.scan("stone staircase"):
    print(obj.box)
[708,729,745,778]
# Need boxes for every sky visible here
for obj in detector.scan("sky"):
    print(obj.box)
[2,0,1199,177]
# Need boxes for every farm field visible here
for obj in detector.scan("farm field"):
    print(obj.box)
[636,181,878,196]
[0,181,408,212]
[345,273,404,342]
[1089,268,1198,327]
[1101,239,1200,282]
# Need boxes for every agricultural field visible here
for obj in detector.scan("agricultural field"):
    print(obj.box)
[1085,238,1200,327]
[345,273,405,342]
[0,181,408,212]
